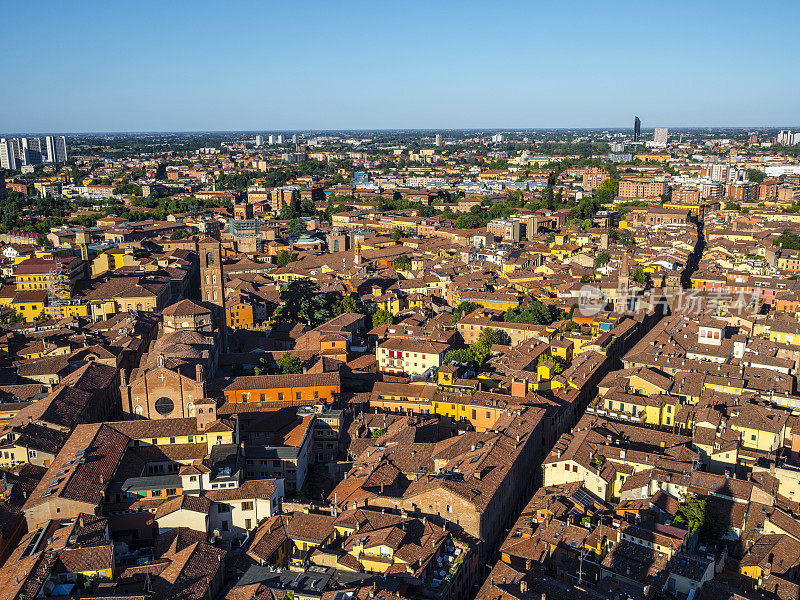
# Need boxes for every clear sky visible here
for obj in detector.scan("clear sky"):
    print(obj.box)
[3,0,798,133]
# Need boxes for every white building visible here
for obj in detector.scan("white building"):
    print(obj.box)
[0,139,17,170]
[376,338,450,376]
[45,135,68,163]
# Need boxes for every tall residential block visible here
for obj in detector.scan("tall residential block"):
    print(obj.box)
[45,135,68,163]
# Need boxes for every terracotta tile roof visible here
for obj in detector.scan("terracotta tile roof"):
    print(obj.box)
[222,372,340,392]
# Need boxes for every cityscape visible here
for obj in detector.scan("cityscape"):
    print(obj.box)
[2,2,800,600]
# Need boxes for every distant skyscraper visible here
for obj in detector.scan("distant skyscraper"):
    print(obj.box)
[21,137,43,165]
[255,135,263,147]
[292,134,298,144]
[0,139,17,170]
[268,135,275,145]
[633,116,641,142]
[653,128,668,146]
[435,133,442,147]
[45,135,67,163]
[10,138,22,161]
[276,134,284,144]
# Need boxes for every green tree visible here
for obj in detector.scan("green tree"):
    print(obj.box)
[673,498,706,535]
[504,300,559,325]
[774,229,800,250]
[454,213,480,229]
[276,250,299,267]
[746,168,766,183]
[276,279,331,326]
[469,341,492,365]
[392,227,403,242]
[443,348,474,364]
[371,309,393,328]
[477,328,501,347]
[451,301,480,323]
[286,218,306,238]
[632,266,649,286]
[299,198,317,216]
[253,355,273,375]
[332,295,359,316]
[594,178,619,204]
[594,252,611,268]
[277,353,303,375]
[394,255,412,270]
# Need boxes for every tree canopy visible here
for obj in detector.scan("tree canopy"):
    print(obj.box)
[451,301,480,323]
[774,229,800,250]
[504,300,561,325]
[275,279,331,327]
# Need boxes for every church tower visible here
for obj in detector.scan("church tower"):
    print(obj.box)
[199,236,226,349]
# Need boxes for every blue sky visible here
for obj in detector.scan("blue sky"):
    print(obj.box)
[3,0,798,132]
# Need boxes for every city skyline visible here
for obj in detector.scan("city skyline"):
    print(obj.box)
[3,0,799,132]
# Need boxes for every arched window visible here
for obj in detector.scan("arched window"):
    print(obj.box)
[206,252,215,266]
[187,402,195,417]
[134,404,143,415]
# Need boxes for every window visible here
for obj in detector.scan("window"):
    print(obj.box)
[278,393,284,401]
[242,501,254,511]
[152,490,162,497]
[447,504,453,513]
[314,391,319,399]
[218,504,230,513]
[155,397,174,416]
[245,519,252,529]
[260,393,265,402]
[751,434,756,441]
[221,520,229,532]
[296,392,301,400]
[169,437,176,444]
[167,488,177,496]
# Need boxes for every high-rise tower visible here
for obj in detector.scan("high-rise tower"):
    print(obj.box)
[633,116,641,142]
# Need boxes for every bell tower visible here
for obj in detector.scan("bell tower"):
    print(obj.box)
[198,235,226,350]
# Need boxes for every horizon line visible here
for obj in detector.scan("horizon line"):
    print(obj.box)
[2,125,800,137]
